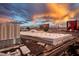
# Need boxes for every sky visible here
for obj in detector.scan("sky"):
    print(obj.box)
[0,3,79,26]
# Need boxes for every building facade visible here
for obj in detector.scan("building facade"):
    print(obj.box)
[0,17,20,49]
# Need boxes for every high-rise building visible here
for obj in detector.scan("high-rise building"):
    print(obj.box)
[0,17,20,49]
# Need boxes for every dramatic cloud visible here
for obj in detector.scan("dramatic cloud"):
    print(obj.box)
[0,3,79,26]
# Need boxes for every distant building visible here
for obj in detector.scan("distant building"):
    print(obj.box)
[0,17,20,49]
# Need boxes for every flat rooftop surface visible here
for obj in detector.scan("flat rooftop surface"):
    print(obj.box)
[20,31,74,45]
[20,31,72,39]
